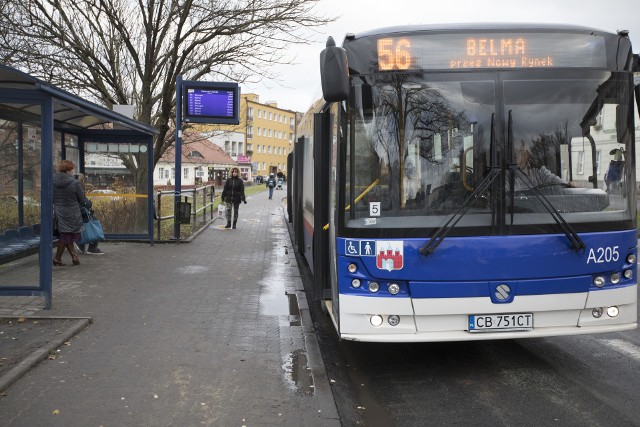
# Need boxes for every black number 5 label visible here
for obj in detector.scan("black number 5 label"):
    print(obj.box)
[370,202,381,217]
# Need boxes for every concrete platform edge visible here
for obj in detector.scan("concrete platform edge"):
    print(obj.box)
[0,317,92,394]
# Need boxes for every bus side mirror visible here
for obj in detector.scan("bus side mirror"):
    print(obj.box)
[320,36,349,102]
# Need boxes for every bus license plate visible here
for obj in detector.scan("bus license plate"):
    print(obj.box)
[468,313,533,332]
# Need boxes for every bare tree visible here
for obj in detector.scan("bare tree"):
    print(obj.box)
[0,0,332,167]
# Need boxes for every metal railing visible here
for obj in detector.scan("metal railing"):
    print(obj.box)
[155,184,216,240]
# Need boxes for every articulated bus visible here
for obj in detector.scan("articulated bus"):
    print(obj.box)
[289,23,640,342]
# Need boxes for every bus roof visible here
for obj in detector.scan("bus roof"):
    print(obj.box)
[346,22,618,43]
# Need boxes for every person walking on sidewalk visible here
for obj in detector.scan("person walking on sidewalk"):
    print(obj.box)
[221,167,247,229]
[52,160,87,266]
[266,173,276,199]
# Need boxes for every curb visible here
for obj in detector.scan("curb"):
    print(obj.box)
[0,317,92,394]
[282,207,340,426]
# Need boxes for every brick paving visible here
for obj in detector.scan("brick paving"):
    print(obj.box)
[0,187,339,426]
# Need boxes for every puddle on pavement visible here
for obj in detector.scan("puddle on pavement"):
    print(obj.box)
[261,212,310,393]
[258,219,298,322]
[282,348,314,395]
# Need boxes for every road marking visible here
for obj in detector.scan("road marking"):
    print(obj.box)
[602,339,640,362]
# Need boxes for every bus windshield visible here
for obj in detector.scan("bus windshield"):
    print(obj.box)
[343,70,635,236]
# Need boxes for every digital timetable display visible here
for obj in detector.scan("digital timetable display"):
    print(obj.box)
[376,33,607,71]
[186,88,234,117]
[183,82,239,124]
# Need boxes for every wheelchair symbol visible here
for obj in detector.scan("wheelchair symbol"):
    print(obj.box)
[346,240,359,255]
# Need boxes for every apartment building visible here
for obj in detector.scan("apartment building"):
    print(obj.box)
[193,92,297,180]
[243,93,297,178]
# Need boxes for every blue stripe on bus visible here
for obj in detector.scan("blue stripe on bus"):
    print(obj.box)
[336,230,638,299]
[337,230,637,281]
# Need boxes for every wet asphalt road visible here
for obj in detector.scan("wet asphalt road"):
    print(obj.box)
[298,259,640,426]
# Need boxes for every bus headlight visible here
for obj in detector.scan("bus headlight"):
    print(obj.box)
[347,263,357,273]
[370,315,383,327]
[593,276,606,288]
[610,273,621,284]
[388,283,400,295]
[607,306,619,317]
[388,315,400,326]
[592,307,603,318]
[368,282,379,293]
[352,279,361,288]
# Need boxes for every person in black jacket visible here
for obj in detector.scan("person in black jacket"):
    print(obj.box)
[220,167,247,229]
[52,160,88,265]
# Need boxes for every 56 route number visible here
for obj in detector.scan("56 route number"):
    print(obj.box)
[587,246,619,264]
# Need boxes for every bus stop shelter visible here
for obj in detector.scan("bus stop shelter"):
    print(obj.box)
[0,64,157,308]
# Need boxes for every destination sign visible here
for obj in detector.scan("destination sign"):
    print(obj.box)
[376,33,606,71]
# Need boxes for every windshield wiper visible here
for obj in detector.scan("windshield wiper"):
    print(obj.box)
[511,169,586,252]
[419,114,499,256]
[420,111,585,257]
[507,110,585,252]
[419,168,500,256]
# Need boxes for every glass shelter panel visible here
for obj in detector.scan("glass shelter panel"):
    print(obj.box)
[0,116,43,286]
[84,142,149,235]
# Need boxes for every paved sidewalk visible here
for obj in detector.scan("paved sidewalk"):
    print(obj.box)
[0,187,339,426]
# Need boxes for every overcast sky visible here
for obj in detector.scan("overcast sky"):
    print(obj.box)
[243,0,640,113]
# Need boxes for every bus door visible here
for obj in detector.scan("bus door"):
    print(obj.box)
[313,105,340,324]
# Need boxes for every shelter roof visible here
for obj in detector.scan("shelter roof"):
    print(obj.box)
[0,64,156,135]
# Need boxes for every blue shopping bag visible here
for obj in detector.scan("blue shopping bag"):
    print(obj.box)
[80,208,105,244]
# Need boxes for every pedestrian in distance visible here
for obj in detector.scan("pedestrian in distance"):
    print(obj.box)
[220,167,247,229]
[266,173,276,199]
[75,173,104,255]
[52,160,88,266]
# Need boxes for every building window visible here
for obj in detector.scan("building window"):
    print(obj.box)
[171,168,175,179]
[195,167,205,178]
[184,168,189,179]
[258,109,262,118]
[262,162,266,171]
[257,127,262,136]
[577,151,584,175]
[158,167,164,180]
[247,107,253,119]
[268,146,272,154]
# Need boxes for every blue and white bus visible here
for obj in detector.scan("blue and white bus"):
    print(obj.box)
[290,23,640,342]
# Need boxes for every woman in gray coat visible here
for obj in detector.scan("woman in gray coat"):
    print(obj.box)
[53,160,88,266]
